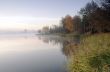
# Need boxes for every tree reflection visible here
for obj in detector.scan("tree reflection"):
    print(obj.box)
[38,35,110,72]
[62,36,80,57]
[62,41,79,57]
[37,35,81,57]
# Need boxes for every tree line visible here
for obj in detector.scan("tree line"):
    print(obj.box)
[39,0,110,34]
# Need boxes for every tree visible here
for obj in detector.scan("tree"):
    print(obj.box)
[61,15,74,33]
[42,26,49,34]
[73,16,81,34]
[80,0,110,33]
[100,0,110,32]
[38,30,42,33]
[80,1,101,33]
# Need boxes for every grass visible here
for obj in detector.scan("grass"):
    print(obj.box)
[68,33,110,72]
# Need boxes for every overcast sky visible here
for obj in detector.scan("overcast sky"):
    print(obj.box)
[0,0,90,31]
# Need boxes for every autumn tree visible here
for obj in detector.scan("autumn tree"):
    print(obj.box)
[61,15,74,33]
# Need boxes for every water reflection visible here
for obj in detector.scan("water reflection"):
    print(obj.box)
[37,34,110,72]
[37,35,80,57]
[0,34,67,72]
[1,34,102,72]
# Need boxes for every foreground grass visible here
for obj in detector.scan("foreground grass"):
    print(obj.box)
[68,33,110,72]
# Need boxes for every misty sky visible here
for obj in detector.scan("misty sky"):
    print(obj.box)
[0,0,90,31]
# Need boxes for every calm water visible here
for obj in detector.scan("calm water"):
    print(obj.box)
[0,34,67,72]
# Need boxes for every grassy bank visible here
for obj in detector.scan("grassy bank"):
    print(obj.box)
[68,33,110,72]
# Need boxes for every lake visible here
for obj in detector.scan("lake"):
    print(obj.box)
[0,34,68,72]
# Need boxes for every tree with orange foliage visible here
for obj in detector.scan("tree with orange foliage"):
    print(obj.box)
[61,15,73,33]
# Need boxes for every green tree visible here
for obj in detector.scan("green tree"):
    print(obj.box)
[100,0,110,32]
[80,1,100,33]
[73,16,81,34]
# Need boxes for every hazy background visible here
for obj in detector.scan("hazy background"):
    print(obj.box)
[0,0,90,33]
